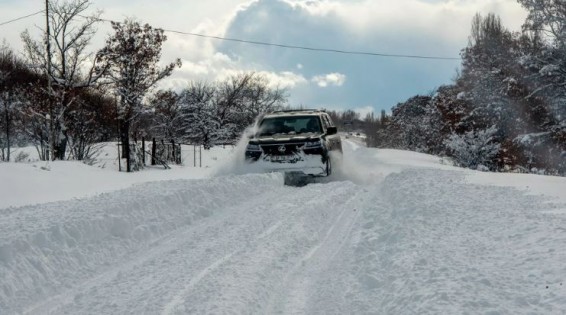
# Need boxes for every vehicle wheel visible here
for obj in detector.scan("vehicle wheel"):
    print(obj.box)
[284,172,309,187]
[325,156,332,176]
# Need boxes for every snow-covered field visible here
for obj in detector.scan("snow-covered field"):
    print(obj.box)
[0,144,229,208]
[1,139,566,314]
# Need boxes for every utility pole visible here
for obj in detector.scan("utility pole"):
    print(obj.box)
[45,0,55,161]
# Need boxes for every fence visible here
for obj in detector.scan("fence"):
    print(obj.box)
[191,144,202,167]
[117,138,204,172]
[151,139,182,166]
[117,142,147,172]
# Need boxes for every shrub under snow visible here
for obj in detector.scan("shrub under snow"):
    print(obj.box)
[444,126,501,170]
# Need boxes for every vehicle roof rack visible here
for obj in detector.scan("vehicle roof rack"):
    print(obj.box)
[270,108,326,113]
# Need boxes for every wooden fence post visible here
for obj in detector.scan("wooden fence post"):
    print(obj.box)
[152,138,156,165]
[142,137,146,165]
[125,142,131,173]
[171,139,176,164]
[117,143,121,172]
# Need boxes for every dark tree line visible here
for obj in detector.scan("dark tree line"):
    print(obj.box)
[363,6,566,175]
[0,41,118,162]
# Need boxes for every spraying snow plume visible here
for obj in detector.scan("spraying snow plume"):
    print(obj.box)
[327,140,387,186]
[210,122,269,177]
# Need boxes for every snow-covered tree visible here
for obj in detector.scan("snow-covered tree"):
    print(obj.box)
[97,19,181,171]
[65,90,114,161]
[387,95,445,154]
[179,82,217,149]
[19,89,52,161]
[444,126,501,170]
[176,73,286,148]
[234,73,287,129]
[0,44,42,161]
[214,72,286,142]
[0,47,16,161]
[460,13,520,131]
[149,90,184,141]
[356,10,564,174]
[21,0,105,160]
[518,0,566,125]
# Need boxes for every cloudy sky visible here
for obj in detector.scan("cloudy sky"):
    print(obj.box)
[1,0,527,114]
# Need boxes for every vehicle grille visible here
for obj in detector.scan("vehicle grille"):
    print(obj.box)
[261,143,304,156]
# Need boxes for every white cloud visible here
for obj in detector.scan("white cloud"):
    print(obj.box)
[164,54,307,91]
[285,0,526,38]
[260,71,308,89]
[216,70,308,89]
[178,60,210,76]
[312,73,346,88]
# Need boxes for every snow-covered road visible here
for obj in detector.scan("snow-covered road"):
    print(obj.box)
[2,141,566,314]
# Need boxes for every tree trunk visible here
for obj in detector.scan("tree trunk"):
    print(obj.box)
[171,139,175,164]
[120,120,131,172]
[56,136,67,160]
[49,107,55,161]
[152,137,156,165]
[142,137,145,165]
[120,122,127,159]
[4,106,10,162]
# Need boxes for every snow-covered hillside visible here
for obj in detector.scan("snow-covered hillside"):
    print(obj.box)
[1,140,566,314]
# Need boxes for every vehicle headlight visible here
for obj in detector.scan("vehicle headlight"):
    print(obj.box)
[246,143,262,151]
[303,139,322,148]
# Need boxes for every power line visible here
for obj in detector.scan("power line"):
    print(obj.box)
[0,10,44,27]
[90,16,461,61]
[1,11,461,60]
[164,29,460,60]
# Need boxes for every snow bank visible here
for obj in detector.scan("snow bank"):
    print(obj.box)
[0,173,283,314]
[0,161,208,208]
[340,141,566,203]
[331,141,458,185]
[0,144,237,209]
[349,168,566,313]
[467,171,566,203]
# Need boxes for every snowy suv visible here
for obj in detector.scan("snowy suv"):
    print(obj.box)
[245,109,342,176]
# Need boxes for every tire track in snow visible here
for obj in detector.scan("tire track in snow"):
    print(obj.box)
[5,174,283,314]
[265,186,370,314]
[161,251,235,315]
[160,219,286,315]
[20,175,286,315]
[37,179,350,314]
[163,181,362,314]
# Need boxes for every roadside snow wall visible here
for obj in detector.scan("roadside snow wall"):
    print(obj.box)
[0,174,282,314]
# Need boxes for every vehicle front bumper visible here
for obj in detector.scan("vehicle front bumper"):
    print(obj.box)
[245,151,327,176]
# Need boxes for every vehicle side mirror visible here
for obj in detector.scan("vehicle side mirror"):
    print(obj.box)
[326,126,337,135]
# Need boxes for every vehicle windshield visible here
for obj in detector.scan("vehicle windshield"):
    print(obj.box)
[258,116,322,136]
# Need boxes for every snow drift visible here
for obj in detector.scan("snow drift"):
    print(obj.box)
[0,174,282,313]
[2,140,566,314]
